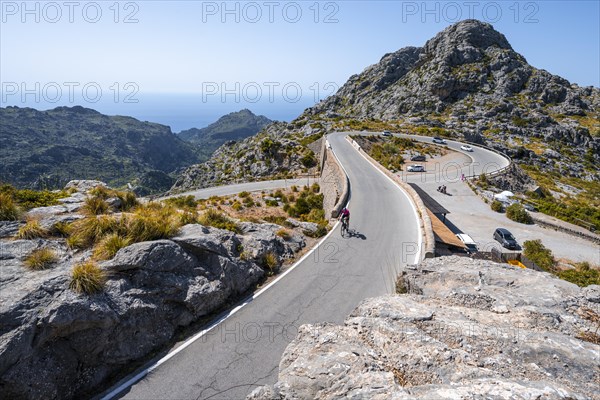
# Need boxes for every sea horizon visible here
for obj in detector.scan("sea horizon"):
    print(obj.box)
[0,92,322,133]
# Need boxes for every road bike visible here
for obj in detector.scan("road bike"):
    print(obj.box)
[340,218,349,237]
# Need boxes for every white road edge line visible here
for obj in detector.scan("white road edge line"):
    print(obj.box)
[345,133,423,263]
[101,145,345,400]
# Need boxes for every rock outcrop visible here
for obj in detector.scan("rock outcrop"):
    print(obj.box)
[250,256,600,399]
[170,121,322,193]
[0,182,308,399]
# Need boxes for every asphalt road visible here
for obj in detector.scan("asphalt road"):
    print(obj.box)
[360,132,510,183]
[109,132,423,400]
[160,177,320,201]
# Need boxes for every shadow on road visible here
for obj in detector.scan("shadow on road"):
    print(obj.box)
[346,229,367,240]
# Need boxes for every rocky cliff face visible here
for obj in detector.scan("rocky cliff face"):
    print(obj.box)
[0,106,201,193]
[250,256,600,400]
[178,109,272,160]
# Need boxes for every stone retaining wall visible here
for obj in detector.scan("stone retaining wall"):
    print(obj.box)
[320,142,349,219]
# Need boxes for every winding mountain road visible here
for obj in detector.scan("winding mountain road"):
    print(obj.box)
[106,132,507,400]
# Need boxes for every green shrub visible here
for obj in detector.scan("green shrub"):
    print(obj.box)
[306,208,325,223]
[523,239,555,272]
[93,234,130,260]
[0,192,21,221]
[491,200,504,212]
[232,201,243,211]
[300,153,317,168]
[265,199,279,207]
[239,191,251,198]
[506,203,533,224]
[558,262,600,287]
[291,185,298,192]
[24,248,58,270]
[69,261,106,294]
[311,183,320,193]
[264,215,287,225]
[304,222,328,238]
[198,209,241,233]
[82,196,109,215]
[16,219,47,239]
[287,191,324,220]
[6,187,68,210]
[260,138,281,155]
[164,195,198,209]
[242,196,255,207]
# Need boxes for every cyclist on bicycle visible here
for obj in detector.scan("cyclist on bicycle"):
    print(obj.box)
[339,207,350,228]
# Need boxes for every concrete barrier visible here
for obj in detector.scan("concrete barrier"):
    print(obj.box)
[345,136,435,260]
[321,137,350,219]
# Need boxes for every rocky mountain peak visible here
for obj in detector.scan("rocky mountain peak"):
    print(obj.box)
[425,19,512,55]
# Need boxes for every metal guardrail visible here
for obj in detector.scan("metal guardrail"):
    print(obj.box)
[462,140,512,179]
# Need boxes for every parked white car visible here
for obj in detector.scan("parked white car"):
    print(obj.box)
[456,233,478,254]
[432,137,447,144]
[461,145,474,152]
[407,164,425,172]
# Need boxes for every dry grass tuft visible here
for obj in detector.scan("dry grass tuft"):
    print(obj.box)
[69,261,106,294]
[16,219,47,239]
[93,233,130,260]
[24,248,58,270]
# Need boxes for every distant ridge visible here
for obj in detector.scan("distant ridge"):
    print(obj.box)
[0,106,201,193]
[178,109,272,160]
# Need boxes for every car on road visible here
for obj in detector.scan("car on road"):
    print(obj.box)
[460,145,474,152]
[456,233,478,254]
[382,130,391,136]
[493,228,519,250]
[407,164,425,172]
[410,155,426,161]
[432,137,447,144]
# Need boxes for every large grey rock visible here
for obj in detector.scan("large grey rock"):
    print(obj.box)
[64,180,107,193]
[28,204,81,216]
[173,223,241,257]
[58,192,87,204]
[0,221,22,238]
[104,240,195,272]
[37,213,84,233]
[252,257,599,399]
[239,222,297,261]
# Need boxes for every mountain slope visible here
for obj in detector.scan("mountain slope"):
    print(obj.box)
[172,20,598,197]
[302,20,599,177]
[178,109,272,160]
[0,106,201,192]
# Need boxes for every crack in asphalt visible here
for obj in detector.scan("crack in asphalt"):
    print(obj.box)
[199,364,279,400]
[194,345,252,400]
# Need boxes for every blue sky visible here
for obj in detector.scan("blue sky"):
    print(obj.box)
[1,1,599,130]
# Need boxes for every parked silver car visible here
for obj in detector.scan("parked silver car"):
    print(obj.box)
[407,164,425,172]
